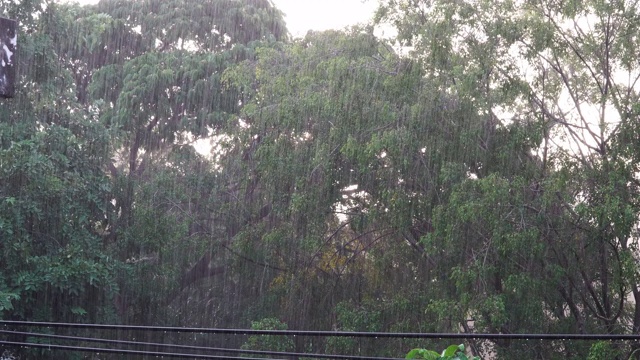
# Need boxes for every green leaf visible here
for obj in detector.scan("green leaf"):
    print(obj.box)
[0,292,19,311]
[406,348,440,359]
[70,307,87,316]
[442,344,462,357]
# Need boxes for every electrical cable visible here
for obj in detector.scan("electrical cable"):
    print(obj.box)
[0,340,286,360]
[0,329,404,360]
[1,320,640,340]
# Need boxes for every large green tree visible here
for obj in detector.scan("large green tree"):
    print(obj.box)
[1,0,289,331]
[217,24,544,355]
[62,0,288,324]
[375,0,640,358]
[0,0,119,328]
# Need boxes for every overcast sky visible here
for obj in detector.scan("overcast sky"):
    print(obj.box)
[272,0,378,38]
[68,0,380,38]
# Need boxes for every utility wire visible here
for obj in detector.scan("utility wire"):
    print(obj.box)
[1,320,640,340]
[0,340,285,360]
[0,330,404,360]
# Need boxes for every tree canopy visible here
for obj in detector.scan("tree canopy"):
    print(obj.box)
[2,0,640,359]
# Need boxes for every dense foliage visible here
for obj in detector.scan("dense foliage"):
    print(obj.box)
[2,0,640,358]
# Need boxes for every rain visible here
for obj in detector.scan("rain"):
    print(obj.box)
[1,0,640,359]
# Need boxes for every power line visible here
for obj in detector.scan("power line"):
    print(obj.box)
[0,340,285,360]
[1,320,640,340]
[0,330,404,360]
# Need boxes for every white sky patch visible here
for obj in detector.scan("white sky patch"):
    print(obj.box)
[334,184,369,222]
[238,119,250,128]
[273,0,379,38]
[342,184,358,193]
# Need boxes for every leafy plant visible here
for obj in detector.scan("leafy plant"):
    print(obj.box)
[406,344,480,360]
[241,317,294,356]
[0,291,19,312]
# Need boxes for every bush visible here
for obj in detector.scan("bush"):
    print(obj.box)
[406,344,480,360]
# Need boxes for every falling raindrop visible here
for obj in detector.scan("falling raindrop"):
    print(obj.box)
[2,0,639,359]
